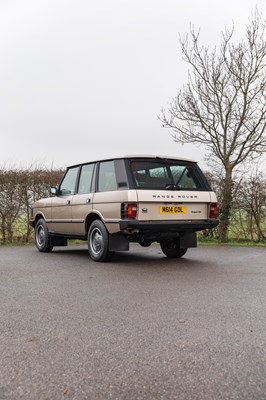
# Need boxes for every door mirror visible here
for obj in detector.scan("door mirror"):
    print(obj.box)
[50,187,60,195]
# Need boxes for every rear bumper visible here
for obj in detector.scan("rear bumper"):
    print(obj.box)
[120,219,219,232]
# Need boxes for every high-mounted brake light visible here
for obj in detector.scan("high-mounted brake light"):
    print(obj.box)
[121,203,138,219]
[209,202,218,219]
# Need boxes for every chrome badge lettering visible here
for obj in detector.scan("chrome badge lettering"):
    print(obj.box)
[153,194,174,199]
[152,194,198,199]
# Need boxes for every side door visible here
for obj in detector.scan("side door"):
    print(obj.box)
[92,160,126,234]
[50,166,80,234]
[71,163,96,235]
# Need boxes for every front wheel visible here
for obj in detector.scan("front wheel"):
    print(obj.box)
[88,220,113,262]
[35,219,53,253]
[160,239,187,258]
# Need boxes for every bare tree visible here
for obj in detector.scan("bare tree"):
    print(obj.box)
[234,173,266,241]
[160,9,266,241]
[22,167,63,241]
[0,168,25,243]
[0,165,63,244]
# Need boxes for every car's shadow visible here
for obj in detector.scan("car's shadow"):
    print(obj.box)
[50,244,208,270]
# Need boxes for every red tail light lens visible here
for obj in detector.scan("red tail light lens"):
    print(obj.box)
[209,202,218,219]
[121,203,138,219]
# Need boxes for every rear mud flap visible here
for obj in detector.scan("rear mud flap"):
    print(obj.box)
[180,232,197,248]
[109,233,129,251]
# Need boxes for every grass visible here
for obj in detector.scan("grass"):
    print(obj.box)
[198,238,266,247]
[0,241,33,247]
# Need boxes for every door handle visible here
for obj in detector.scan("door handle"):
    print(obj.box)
[86,198,91,204]
[66,200,71,205]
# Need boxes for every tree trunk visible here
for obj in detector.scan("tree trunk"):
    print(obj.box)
[252,209,266,241]
[218,167,233,242]
[1,218,6,244]
[7,221,13,243]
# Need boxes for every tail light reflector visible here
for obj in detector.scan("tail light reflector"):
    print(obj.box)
[209,202,218,219]
[121,203,138,219]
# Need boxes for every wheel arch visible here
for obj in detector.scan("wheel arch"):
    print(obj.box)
[85,212,104,235]
[32,212,46,228]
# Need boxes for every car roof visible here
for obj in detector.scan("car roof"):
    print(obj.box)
[68,155,197,168]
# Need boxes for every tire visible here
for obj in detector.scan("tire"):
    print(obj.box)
[139,240,153,247]
[160,239,187,258]
[88,220,113,262]
[35,219,53,253]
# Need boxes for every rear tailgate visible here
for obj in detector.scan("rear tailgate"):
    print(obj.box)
[136,190,211,221]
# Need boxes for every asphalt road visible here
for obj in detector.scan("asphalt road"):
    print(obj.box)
[0,244,266,400]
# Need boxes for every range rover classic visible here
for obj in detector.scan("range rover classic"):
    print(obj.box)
[30,155,219,262]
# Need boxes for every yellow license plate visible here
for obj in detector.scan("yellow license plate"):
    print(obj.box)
[160,206,186,214]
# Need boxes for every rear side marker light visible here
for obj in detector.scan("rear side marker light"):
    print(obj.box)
[121,203,138,219]
[209,202,218,219]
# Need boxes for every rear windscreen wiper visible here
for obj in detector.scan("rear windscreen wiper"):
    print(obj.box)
[165,184,181,190]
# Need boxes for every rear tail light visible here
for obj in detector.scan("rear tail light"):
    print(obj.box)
[121,203,138,219]
[209,202,218,219]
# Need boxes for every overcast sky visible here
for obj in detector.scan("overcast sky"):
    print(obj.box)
[1,0,266,170]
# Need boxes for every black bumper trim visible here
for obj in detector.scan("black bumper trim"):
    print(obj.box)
[120,219,219,232]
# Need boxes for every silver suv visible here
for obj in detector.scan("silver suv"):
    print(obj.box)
[30,155,219,261]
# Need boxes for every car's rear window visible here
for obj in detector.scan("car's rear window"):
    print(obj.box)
[130,160,206,190]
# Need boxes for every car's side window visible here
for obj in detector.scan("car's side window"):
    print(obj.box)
[60,166,80,195]
[78,163,95,194]
[98,161,117,192]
